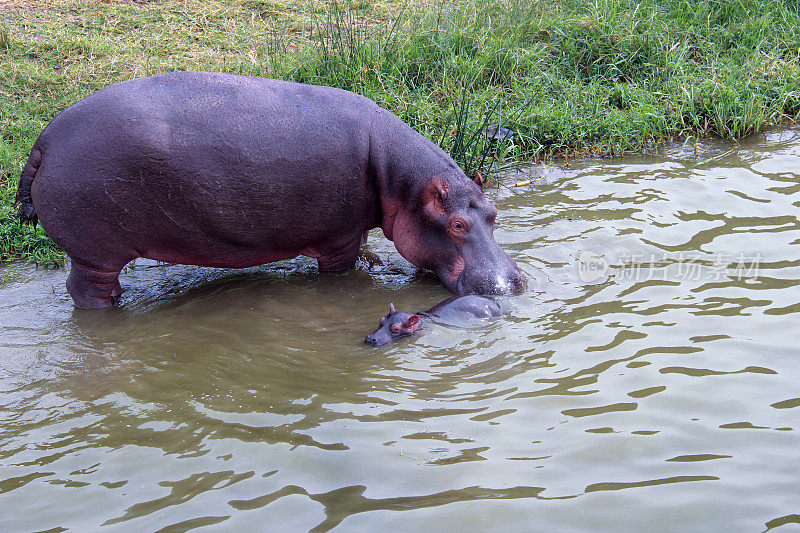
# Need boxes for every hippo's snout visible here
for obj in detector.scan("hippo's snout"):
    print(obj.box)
[364,334,387,346]
[456,264,527,296]
[506,267,527,294]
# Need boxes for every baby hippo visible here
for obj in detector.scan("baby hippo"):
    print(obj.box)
[364,295,502,346]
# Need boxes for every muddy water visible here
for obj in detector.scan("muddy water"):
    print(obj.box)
[2,129,800,532]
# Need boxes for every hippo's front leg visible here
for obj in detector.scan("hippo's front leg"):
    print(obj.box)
[315,232,368,272]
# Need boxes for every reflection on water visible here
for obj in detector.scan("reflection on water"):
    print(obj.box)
[2,129,800,531]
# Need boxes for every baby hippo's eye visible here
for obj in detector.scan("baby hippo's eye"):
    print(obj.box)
[390,324,402,334]
[453,221,465,230]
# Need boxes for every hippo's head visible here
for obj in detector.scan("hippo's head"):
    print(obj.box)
[384,173,525,295]
[364,304,420,346]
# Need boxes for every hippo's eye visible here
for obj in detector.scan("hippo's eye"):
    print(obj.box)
[390,324,402,334]
[448,217,470,236]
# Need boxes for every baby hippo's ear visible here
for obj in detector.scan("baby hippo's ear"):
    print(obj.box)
[390,303,395,313]
[405,314,420,332]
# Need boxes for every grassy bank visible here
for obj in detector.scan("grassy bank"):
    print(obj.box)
[2,0,800,263]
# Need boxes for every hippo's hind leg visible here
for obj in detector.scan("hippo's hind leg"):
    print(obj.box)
[66,259,124,309]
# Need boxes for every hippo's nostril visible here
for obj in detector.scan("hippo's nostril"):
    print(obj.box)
[510,268,527,293]
[365,336,377,345]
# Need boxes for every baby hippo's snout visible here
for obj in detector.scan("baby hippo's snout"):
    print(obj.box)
[364,333,387,346]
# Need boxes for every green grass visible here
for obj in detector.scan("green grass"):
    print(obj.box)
[2,0,800,263]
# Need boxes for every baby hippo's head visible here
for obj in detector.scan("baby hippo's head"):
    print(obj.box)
[364,303,420,346]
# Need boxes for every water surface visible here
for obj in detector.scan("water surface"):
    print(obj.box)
[2,129,800,531]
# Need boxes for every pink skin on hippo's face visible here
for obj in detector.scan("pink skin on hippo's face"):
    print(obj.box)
[384,177,525,296]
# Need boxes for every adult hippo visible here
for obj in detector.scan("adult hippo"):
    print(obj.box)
[17,71,525,308]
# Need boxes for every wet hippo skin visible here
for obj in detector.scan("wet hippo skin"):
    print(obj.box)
[17,71,525,308]
[365,296,502,346]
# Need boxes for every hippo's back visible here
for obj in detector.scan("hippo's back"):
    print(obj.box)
[38,71,379,150]
[426,295,502,320]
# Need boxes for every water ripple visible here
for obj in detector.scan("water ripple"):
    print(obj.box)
[3,128,800,531]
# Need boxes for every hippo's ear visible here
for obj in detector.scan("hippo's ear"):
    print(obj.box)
[473,171,484,188]
[405,314,420,332]
[422,179,449,219]
[389,303,395,313]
